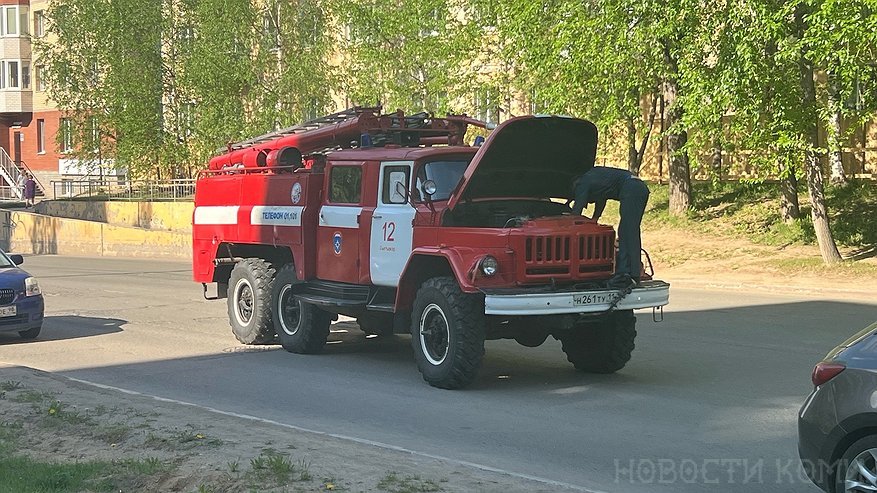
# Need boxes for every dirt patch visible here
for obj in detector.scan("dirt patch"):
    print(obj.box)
[642,226,877,299]
[0,365,580,493]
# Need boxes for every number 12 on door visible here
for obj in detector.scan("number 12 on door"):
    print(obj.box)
[382,221,396,242]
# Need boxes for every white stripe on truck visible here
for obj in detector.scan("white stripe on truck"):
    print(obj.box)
[194,206,239,225]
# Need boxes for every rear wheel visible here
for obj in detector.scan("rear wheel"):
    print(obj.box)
[558,310,636,373]
[410,277,485,389]
[227,259,276,345]
[272,265,331,354]
[18,326,40,340]
[835,435,877,493]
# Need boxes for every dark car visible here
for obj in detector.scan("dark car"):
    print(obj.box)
[0,251,44,340]
[799,321,877,493]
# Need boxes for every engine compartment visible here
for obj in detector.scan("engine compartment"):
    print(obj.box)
[442,199,573,228]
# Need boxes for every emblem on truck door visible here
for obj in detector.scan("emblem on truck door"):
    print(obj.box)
[333,232,342,255]
[291,182,302,204]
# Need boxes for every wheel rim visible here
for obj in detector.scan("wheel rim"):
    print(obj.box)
[233,278,254,326]
[846,448,877,492]
[277,284,302,336]
[419,303,450,366]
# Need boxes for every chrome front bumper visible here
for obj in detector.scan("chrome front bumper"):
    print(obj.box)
[482,280,670,316]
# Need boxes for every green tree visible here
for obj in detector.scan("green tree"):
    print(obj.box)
[332,0,475,114]
[39,0,166,177]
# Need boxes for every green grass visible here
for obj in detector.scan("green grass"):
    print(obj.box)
[639,178,877,251]
[0,453,169,493]
[247,450,312,484]
[377,471,442,493]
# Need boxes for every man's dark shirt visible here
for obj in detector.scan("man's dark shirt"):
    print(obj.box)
[572,167,633,219]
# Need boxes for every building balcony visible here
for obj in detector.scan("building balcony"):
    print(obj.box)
[0,37,31,59]
[0,89,33,113]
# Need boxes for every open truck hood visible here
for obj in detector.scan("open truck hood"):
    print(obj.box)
[447,115,598,210]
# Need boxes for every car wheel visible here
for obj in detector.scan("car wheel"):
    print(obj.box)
[18,326,41,340]
[557,310,636,373]
[227,259,276,344]
[410,277,485,389]
[836,435,877,493]
[271,264,331,354]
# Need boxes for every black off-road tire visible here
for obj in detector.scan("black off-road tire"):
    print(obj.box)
[410,277,486,389]
[227,259,276,345]
[18,326,41,340]
[271,264,331,354]
[559,310,636,374]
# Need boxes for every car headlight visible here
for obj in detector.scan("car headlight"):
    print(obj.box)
[480,256,499,277]
[25,277,41,296]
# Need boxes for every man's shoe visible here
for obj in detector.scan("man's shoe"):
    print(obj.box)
[607,274,634,290]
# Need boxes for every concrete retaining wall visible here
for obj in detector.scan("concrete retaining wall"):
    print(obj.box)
[35,201,194,233]
[0,209,192,260]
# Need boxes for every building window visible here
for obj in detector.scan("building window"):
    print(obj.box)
[60,118,73,152]
[19,7,27,35]
[33,10,44,38]
[7,61,18,88]
[4,6,16,36]
[35,65,45,91]
[21,62,28,89]
[37,119,44,153]
[1,6,29,37]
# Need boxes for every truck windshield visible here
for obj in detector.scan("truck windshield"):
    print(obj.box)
[419,160,470,201]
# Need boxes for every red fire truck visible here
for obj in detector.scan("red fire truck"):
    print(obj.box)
[193,107,669,389]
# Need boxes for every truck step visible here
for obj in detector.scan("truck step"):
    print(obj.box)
[365,303,394,313]
[295,293,365,308]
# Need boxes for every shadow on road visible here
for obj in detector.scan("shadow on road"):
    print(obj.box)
[0,315,126,344]
[48,299,875,492]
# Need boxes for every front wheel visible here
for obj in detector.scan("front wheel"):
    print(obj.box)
[18,326,41,340]
[410,277,485,389]
[558,310,636,374]
[227,259,276,345]
[272,265,331,354]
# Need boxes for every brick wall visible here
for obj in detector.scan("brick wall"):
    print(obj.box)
[4,109,61,172]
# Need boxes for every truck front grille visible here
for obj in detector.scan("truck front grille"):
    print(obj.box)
[520,232,614,282]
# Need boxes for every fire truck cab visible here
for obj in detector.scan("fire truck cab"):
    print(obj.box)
[193,107,669,389]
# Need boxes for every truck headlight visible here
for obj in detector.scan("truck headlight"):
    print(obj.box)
[25,277,41,296]
[480,256,499,276]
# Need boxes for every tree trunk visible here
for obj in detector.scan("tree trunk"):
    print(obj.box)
[827,74,847,186]
[626,118,638,174]
[634,93,659,178]
[797,6,843,263]
[779,166,800,223]
[657,94,665,184]
[663,79,690,215]
[662,41,690,215]
[711,138,723,181]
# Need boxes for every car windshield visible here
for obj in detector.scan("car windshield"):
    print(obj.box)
[0,252,14,268]
[418,160,471,201]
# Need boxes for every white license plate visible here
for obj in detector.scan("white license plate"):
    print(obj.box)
[572,292,620,306]
[0,305,16,317]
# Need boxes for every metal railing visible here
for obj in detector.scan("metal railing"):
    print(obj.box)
[50,179,196,201]
[0,148,23,200]
[0,185,19,201]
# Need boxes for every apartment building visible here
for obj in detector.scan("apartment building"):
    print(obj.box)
[0,0,100,198]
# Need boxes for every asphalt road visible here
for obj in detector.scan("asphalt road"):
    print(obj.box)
[1,255,874,492]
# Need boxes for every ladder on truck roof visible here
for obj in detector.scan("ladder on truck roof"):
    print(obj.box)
[226,106,382,152]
